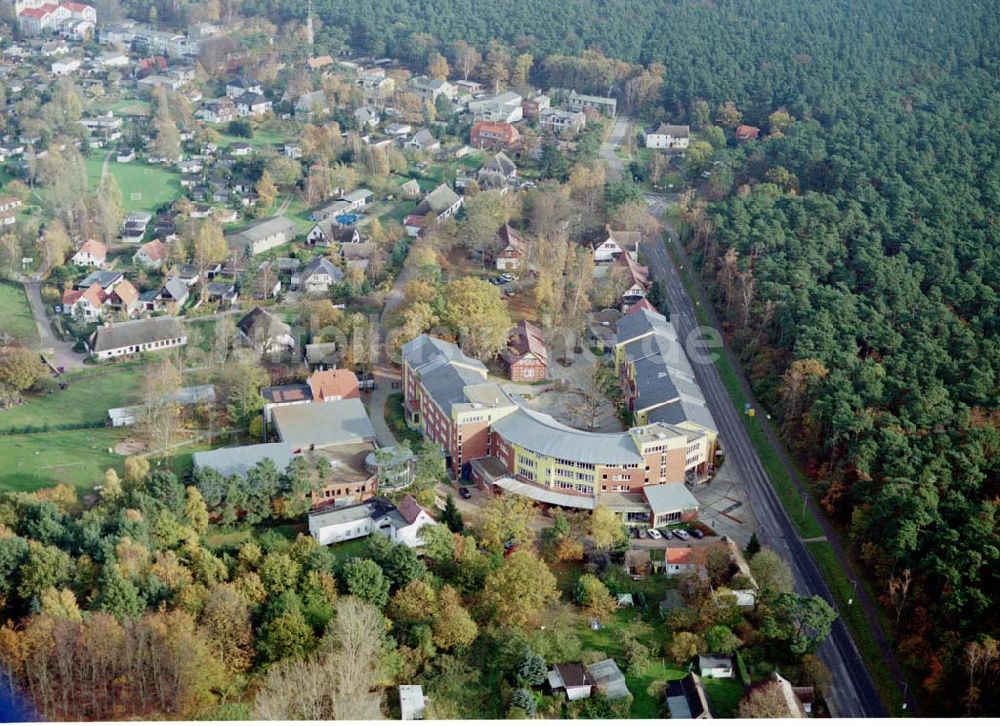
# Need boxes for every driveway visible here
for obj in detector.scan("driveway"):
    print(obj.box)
[22,280,85,371]
[691,462,760,547]
[599,117,632,181]
[363,367,400,448]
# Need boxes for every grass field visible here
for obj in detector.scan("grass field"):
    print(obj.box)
[84,157,182,214]
[703,676,745,718]
[0,365,147,429]
[91,98,152,117]
[216,124,296,152]
[0,282,38,345]
[0,428,123,492]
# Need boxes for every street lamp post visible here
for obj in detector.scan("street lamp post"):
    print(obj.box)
[900,680,909,712]
[801,491,808,518]
[848,579,858,606]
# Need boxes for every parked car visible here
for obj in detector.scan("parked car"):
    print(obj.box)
[674,529,691,541]
[629,527,639,538]
[647,529,663,540]
[459,487,472,499]
[689,528,705,539]
[637,529,647,539]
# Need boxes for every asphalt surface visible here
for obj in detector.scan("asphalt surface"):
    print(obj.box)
[599,117,631,181]
[642,194,886,718]
[22,280,85,371]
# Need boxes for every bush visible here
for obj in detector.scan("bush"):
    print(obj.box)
[509,688,537,716]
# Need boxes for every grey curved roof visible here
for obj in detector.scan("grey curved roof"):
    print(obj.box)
[490,407,642,466]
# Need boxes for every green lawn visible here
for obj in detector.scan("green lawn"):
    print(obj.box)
[631,661,687,717]
[0,428,123,492]
[385,393,422,446]
[703,676,744,718]
[91,98,152,117]
[84,158,182,214]
[203,521,305,551]
[0,282,38,345]
[569,600,683,718]
[216,124,297,152]
[0,365,147,430]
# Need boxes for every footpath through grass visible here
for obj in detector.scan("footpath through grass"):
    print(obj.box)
[664,236,906,716]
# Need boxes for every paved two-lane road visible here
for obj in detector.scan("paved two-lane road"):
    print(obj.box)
[642,194,885,718]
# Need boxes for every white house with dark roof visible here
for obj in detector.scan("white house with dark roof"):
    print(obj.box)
[237,306,295,353]
[292,256,343,293]
[406,128,440,152]
[307,219,362,247]
[645,123,691,150]
[89,317,187,360]
[308,494,435,548]
[408,75,456,102]
[404,183,463,236]
[226,215,296,256]
[698,653,734,679]
[594,228,640,263]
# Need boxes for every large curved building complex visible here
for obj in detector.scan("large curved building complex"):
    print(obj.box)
[401,307,720,525]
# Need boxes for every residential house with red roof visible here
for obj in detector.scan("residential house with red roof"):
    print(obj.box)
[491,223,528,271]
[62,283,107,322]
[501,321,548,382]
[617,251,650,309]
[308,369,361,402]
[735,124,760,142]
[70,238,107,268]
[133,239,168,270]
[470,120,520,150]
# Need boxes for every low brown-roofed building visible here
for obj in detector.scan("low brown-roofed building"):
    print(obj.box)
[547,663,593,701]
[735,124,760,142]
[501,320,548,382]
[470,120,520,150]
[308,369,360,402]
[306,55,334,70]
